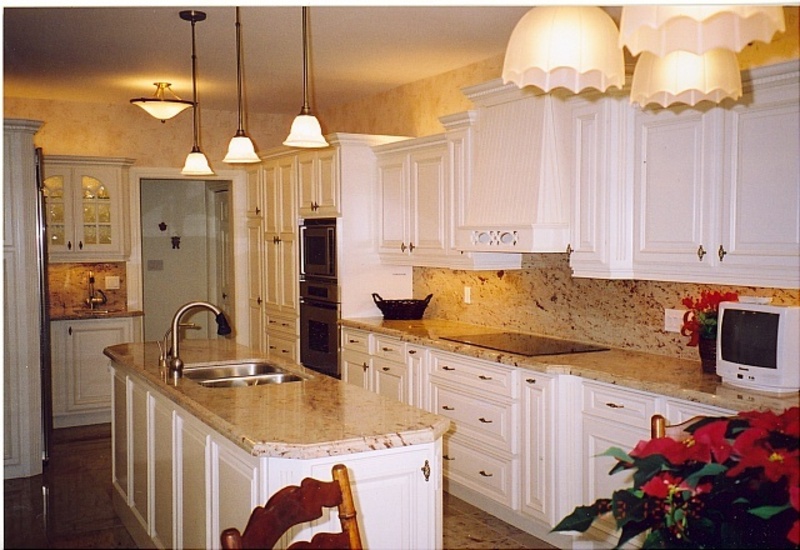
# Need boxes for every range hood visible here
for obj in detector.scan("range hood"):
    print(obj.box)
[456,79,571,253]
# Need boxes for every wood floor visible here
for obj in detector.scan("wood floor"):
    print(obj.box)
[4,424,556,549]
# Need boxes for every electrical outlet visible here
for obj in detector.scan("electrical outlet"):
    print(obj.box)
[464,286,471,304]
[664,308,685,333]
[105,275,121,290]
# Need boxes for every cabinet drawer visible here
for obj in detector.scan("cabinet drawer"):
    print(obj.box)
[431,381,517,453]
[267,311,298,337]
[373,335,405,362]
[341,328,372,354]
[582,381,657,428]
[443,434,517,509]
[429,351,517,398]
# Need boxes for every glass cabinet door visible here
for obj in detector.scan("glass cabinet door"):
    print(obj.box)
[43,174,70,251]
[81,175,112,246]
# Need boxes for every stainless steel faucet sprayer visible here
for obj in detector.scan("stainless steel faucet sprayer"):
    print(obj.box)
[163,301,232,377]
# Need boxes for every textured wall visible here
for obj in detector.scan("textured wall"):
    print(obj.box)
[415,255,800,361]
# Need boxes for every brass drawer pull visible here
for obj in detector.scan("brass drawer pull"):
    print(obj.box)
[526,378,536,384]
[605,402,625,409]
[442,405,455,411]
[479,470,493,477]
[478,417,493,424]
[697,244,707,260]
[442,366,455,371]
[443,455,455,461]
[478,375,492,381]
[382,367,390,372]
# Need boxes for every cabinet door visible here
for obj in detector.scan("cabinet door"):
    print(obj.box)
[521,373,555,525]
[246,218,266,352]
[151,393,175,550]
[633,107,723,277]
[177,413,209,550]
[245,166,264,218]
[341,349,371,390]
[719,86,800,286]
[131,381,149,533]
[211,437,260,547]
[297,149,339,218]
[373,357,408,403]
[42,167,75,256]
[377,153,409,257]
[111,368,128,499]
[408,146,448,258]
[266,330,298,363]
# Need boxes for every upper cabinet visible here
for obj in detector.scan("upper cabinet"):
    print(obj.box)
[297,148,339,218]
[631,61,799,288]
[43,156,134,262]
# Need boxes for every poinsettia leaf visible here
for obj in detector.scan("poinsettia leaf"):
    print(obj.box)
[683,462,727,487]
[749,503,791,520]
[599,446,634,462]
[631,455,671,487]
[551,500,610,533]
[617,518,651,548]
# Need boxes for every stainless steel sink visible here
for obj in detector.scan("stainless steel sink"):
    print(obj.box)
[182,360,306,387]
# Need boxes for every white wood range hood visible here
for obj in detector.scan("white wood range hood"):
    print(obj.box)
[457,79,571,253]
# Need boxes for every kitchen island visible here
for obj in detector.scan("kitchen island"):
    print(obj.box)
[104,339,449,550]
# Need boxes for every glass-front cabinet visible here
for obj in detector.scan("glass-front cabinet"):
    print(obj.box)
[43,156,134,261]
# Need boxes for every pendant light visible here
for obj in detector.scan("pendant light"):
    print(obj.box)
[630,48,743,108]
[284,6,329,148]
[130,82,193,122]
[502,6,624,94]
[619,5,786,57]
[223,7,260,164]
[180,10,214,176]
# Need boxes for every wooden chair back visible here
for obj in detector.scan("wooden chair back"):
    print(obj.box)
[220,463,362,550]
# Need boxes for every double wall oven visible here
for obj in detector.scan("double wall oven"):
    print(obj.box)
[299,218,340,378]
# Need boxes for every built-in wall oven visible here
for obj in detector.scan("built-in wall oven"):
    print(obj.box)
[299,218,340,378]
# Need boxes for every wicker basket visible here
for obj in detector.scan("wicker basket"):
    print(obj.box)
[372,293,433,320]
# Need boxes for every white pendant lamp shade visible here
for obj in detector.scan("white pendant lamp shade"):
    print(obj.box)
[223,7,260,164]
[284,113,328,148]
[182,148,214,176]
[130,82,193,122]
[502,6,624,94]
[224,134,259,163]
[631,48,742,108]
[284,6,329,148]
[620,5,786,56]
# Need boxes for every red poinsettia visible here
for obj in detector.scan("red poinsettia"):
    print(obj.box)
[680,290,739,346]
[553,407,800,549]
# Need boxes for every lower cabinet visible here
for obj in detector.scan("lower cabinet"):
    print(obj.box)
[111,366,440,550]
[51,316,141,428]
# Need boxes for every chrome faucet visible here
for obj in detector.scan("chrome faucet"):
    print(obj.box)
[85,270,108,310]
[165,301,232,377]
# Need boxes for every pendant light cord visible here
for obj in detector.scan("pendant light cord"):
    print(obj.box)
[190,14,200,151]
[300,6,311,115]
[235,7,246,135]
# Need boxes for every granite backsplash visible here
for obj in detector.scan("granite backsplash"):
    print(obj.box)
[413,254,800,362]
[47,262,128,315]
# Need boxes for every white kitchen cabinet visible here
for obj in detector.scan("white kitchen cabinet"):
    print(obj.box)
[566,92,635,279]
[340,330,413,405]
[376,136,449,265]
[245,167,266,353]
[632,61,800,288]
[265,310,299,363]
[297,148,339,218]
[50,316,141,428]
[111,366,441,550]
[43,155,134,262]
[428,350,520,510]
[520,372,557,526]
[263,155,299,316]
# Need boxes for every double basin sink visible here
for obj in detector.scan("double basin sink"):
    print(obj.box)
[182,360,306,388]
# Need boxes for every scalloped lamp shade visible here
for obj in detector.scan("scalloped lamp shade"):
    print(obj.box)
[631,48,743,108]
[620,5,786,56]
[223,134,260,163]
[502,6,625,94]
[283,114,329,148]
[182,149,214,176]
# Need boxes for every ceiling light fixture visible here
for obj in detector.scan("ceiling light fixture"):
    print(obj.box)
[180,10,214,177]
[223,7,260,164]
[630,48,743,108]
[619,5,786,57]
[284,6,329,148]
[502,6,624,94]
[130,82,193,122]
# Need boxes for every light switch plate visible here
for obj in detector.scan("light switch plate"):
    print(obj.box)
[664,308,685,333]
[105,275,121,290]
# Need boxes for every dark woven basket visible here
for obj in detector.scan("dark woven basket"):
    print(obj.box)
[372,293,433,320]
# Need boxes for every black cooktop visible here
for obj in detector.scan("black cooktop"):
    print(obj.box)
[440,332,609,356]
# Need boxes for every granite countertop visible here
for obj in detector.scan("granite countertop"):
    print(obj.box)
[340,318,800,413]
[51,308,144,321]
[103,339,450,460]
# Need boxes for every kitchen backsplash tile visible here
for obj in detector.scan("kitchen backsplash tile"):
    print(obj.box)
[48,262,128,314]
[414,254,800,361]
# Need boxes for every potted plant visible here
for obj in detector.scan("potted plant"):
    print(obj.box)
[680,290,738,373]
[552,407,799,549]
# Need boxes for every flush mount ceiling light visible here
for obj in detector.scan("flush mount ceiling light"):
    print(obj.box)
[630,48,743,108]
[130,82,193,122]
[502,6,624,94]
[619,5,786,56]
[284,6,329,148]
[180,10,214,177]
[223,7,260,164]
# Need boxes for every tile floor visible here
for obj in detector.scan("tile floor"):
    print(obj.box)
[4,424,556,549]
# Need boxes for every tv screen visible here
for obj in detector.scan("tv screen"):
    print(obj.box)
[720,310,779,369]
